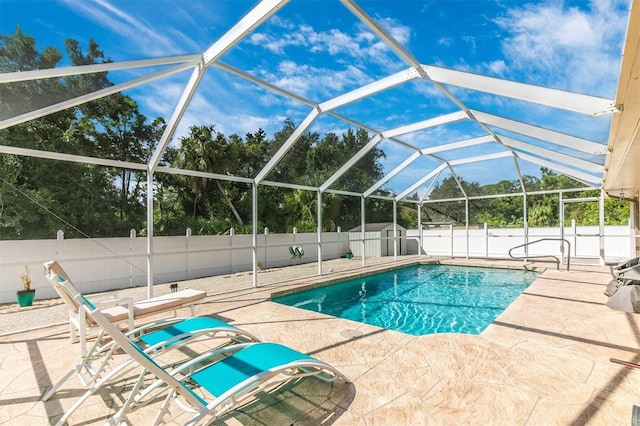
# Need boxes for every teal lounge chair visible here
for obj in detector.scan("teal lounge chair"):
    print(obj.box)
[43,261,260,424]
[72,289,349,426]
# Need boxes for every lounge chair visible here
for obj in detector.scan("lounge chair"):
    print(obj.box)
[289,245,304,262]
[44,262,261,425]
[44,260,207,356]
[612,256,640,282]
[71,289,348,426]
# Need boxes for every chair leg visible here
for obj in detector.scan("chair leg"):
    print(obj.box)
[79,310,87,357]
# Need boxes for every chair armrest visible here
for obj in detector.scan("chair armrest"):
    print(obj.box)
[93,296,134,309]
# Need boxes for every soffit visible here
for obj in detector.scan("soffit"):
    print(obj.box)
[604,0,640,198]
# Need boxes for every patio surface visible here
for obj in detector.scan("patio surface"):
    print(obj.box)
[1,256,638,425]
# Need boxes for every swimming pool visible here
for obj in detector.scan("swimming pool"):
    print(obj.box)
[273,264,538,335]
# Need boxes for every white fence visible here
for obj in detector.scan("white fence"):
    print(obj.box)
[1,224,636,304]
[406,223,635,263]
[0,231,349,304]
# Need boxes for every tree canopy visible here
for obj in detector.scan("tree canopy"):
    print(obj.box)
[0,28,629,240]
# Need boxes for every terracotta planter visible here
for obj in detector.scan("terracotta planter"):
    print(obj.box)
[16,289,35,307]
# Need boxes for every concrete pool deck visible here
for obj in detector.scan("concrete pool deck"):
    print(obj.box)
[1,257,638,424]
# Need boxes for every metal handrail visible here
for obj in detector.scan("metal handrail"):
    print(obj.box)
[508,238,571,271]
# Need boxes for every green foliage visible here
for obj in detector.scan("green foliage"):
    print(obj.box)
[0,29,631,240]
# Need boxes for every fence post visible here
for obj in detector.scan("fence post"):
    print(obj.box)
[571,219,577,259]
[484,223,488,257]
[129,229,136,287]
[56,230,64,258]
[449,223,454,257]
[186,228,192,279]
[264,227,269,269]
[229,228,234,274]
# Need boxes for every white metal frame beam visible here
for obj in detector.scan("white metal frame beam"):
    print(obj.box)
[202,0,290,65]
[382,111,468,138]
[320,134,383,192]
[423,65,618,116]
[364,151,421,197]
[318,68,420,112]
[396,164,447,201]
[0,62,195,130]
[0,55,200,83]
[517,153,601,186]
[420,135,494,155]
[501,136,604,174]
[472,110,608,155]
[254,108,320,183]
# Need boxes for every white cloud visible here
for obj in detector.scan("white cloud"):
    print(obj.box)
[254,60,371,100]
[61,0,199,57]
[247,15,410,72]
[493,0,628,96]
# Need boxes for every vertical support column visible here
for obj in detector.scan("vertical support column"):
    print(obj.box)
[146,172,154,299]
[263,227,269,269]
[361,196,366,267]
[393,200,398,260]
[252,183,258,288]
[465,199,469,259]
[317,190,323,275]
[417,204,423,257]
[571,219,577,258]
[599,189,605,265]
[449,223,454,258]
[559,191,565,265]
[129,229,136,287]
[229,228,234,274]
[484,223,488,257]
[523,194,528,258]
[186,227,192,280]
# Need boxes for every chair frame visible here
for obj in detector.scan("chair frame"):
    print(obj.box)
[73,292,348,426]
[42,262,260,425]
[44,260,205,356]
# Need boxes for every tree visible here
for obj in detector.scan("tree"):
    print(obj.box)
[0,29,163,239]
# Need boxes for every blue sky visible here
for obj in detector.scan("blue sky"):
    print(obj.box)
[0,0,631,196]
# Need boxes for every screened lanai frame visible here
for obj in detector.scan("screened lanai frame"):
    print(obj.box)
[0,0,626,297]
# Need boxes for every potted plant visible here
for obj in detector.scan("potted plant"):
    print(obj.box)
[17,265,35,307]
[345,249,353,260]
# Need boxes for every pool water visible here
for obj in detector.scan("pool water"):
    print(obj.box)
[273,264,538,335]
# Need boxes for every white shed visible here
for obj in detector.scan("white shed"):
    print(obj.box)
[348,223,407,257]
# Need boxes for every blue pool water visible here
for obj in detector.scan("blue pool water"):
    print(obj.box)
[273,264,538,335]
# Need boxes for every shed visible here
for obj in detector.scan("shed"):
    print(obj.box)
[348,223,407,257]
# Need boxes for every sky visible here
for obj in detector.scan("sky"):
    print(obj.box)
[0,0,632,197]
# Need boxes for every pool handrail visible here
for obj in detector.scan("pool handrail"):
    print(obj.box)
[508,238,571,271]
